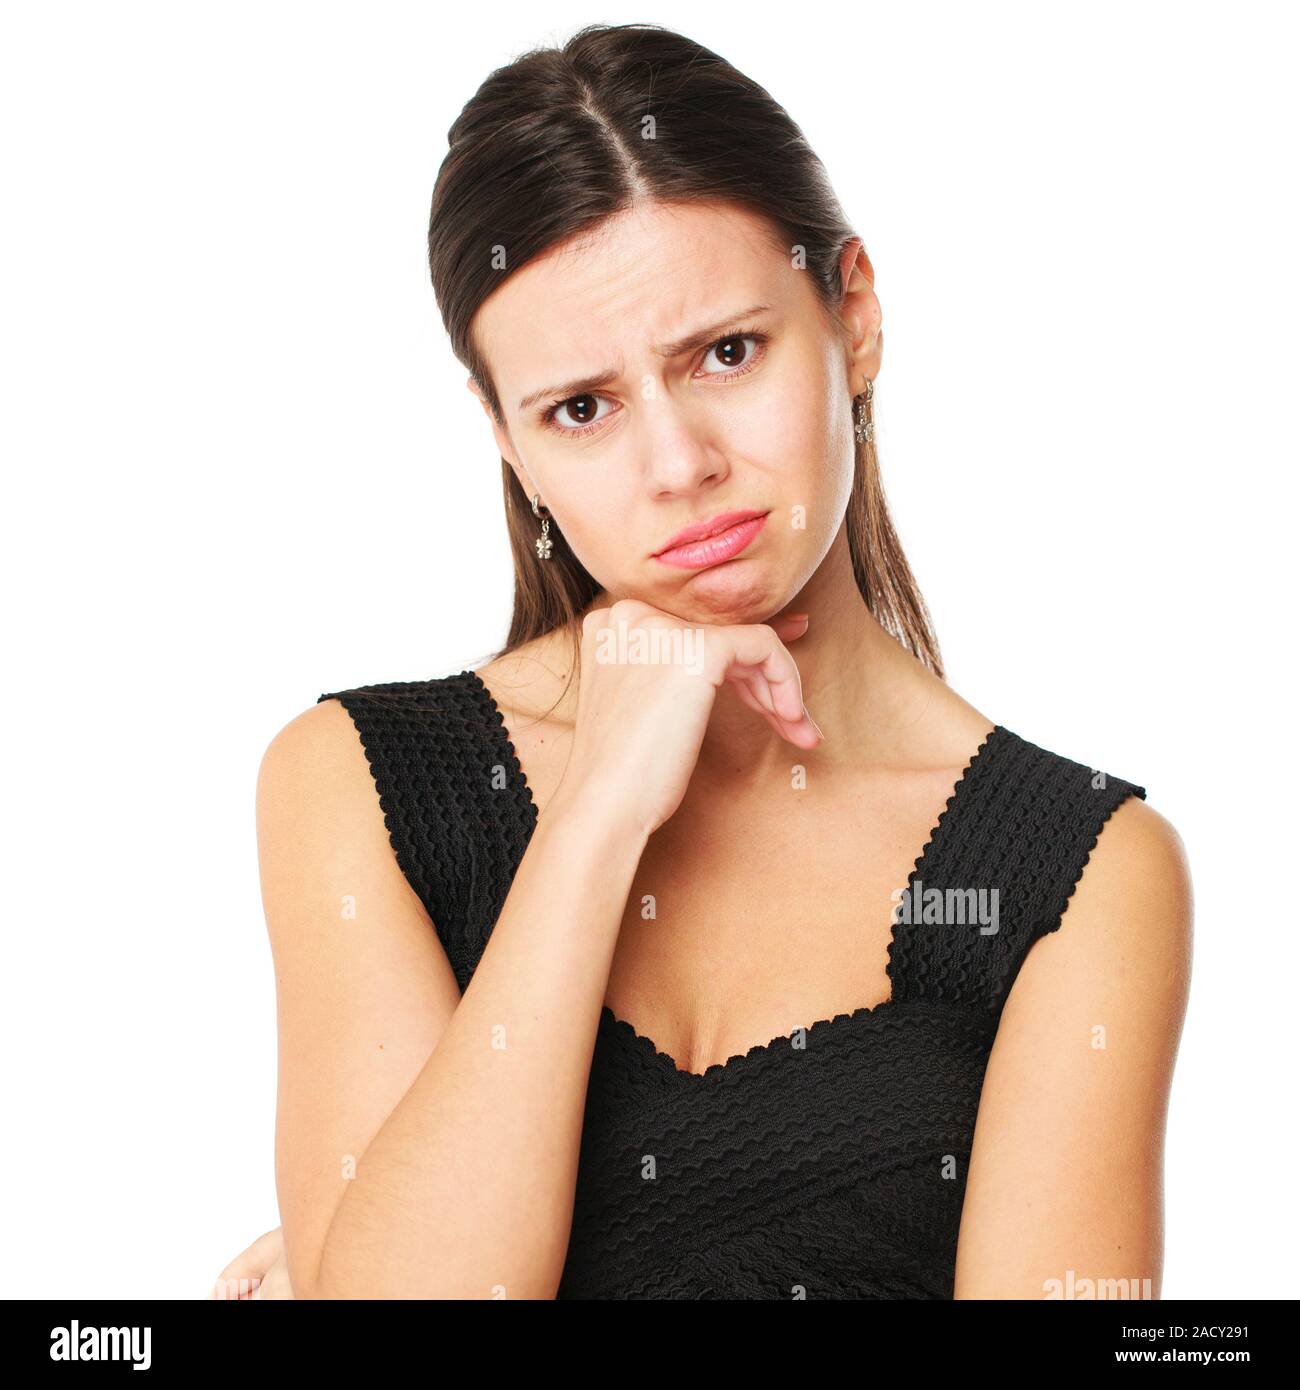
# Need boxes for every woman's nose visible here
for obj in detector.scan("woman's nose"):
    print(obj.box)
[640,409,730,496]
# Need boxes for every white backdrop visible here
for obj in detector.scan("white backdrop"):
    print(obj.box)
[3,0,1295,1299]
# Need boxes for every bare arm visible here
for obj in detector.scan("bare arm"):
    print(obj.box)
[953,796,1193,1299]
[260,697,648,1300]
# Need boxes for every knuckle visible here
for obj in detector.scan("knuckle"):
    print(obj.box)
[610,597,663,629]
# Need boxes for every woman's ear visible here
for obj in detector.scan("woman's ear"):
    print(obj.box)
[837,238,884,395]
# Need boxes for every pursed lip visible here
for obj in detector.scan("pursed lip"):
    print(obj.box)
[651,508,770,557]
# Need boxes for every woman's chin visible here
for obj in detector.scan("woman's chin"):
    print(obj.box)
[653,557,791,627]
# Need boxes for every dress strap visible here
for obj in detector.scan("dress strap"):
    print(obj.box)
[316,671,536,988]
[888,727,1146,1020]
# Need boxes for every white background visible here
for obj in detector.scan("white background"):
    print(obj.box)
[3,0,1295,1299]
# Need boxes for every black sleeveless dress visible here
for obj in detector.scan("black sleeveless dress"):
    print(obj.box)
[316,670,1146,1300]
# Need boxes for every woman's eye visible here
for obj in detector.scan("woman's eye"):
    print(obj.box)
[700,333,761,375]
[548,393,612,432]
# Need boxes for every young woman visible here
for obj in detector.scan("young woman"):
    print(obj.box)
[218,22,1191,1301]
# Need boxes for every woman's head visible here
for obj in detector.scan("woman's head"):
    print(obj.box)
[428,22,941,676]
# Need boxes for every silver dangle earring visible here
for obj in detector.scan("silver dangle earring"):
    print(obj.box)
[531,494,553,560]
[853,378,875,446]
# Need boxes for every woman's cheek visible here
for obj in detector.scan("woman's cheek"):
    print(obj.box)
[732,372,826,478]
[553,486,635,582]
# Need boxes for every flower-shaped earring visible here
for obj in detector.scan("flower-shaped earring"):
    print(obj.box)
[853,379,875,446]
[531,494,553,560]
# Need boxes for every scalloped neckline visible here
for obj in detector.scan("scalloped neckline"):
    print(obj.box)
[464,667,1003,1084]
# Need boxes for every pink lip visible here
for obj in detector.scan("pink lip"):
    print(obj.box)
[653,509,769,570]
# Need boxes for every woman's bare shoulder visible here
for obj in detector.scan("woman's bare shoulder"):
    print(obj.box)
[254,698,407,872]
[255,695,439,940]
[260,695,366,786]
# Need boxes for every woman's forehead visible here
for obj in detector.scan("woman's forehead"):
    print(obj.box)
[473,203,799,401]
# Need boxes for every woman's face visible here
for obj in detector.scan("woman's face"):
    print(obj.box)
[470,198,881,626]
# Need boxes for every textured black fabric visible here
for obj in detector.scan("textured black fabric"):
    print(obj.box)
[316,670,1147,1299]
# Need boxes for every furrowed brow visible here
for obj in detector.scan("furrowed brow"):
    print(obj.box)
[517,303,772,413]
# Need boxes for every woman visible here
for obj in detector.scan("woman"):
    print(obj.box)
[219,21,1191,1300]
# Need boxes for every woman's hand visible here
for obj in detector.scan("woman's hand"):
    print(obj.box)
[208,1226,294,1300]
[548,599,819,839]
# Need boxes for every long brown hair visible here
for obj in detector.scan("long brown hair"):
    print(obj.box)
[427,22,943,679]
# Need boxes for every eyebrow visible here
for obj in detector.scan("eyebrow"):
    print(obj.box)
[516,303,773,414]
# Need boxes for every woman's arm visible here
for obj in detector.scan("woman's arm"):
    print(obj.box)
[260,696,649,1301]
[953,796,1193,1298]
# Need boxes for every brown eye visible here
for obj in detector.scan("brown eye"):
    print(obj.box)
[700,334,760,375]
[548,393,610,431]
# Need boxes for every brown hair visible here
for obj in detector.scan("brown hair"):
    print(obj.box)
[427,22,943,679]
